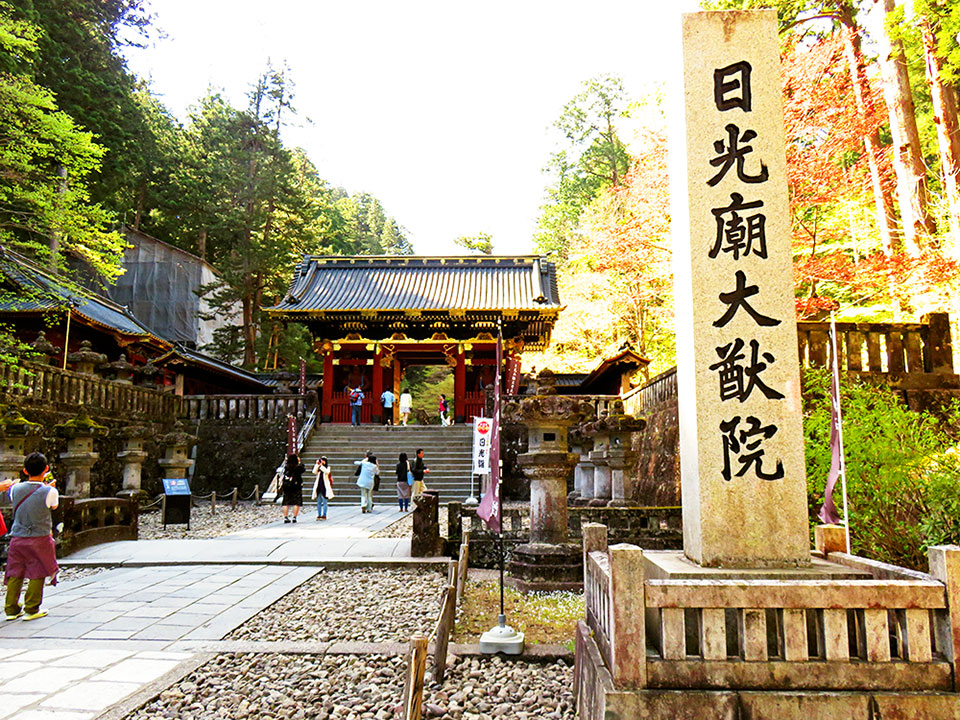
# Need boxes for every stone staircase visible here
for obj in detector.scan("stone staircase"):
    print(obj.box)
[300,424,478,506]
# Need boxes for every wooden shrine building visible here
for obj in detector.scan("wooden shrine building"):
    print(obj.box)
[264,255,562,423]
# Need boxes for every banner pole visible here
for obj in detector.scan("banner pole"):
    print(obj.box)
[830,312,851,554]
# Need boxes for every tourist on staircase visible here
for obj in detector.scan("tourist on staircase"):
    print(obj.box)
[349,385,364,426]
[399,387,413,426]
[356,454,379,513]
[380,388,395,425]
[311,456,333,520]
[281,453,304,523]
[395,452,413,512]
[411,448,430,498]
[438,394,450,426]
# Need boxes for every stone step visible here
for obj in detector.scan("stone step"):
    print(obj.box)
[299,423,478,506]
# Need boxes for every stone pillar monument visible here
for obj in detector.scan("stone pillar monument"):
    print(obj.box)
[158,421,196,482]
[55,410,108,497]
[670,9,809,568]
[504,373,595,591]
[116,425,150,498]
[0,409,41,482]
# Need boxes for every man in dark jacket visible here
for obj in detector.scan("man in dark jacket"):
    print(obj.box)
[411,448,430,498]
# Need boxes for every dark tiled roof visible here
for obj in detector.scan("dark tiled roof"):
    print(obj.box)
[154,344,272,391]
[0,247,170,347]
[266,255,562,314]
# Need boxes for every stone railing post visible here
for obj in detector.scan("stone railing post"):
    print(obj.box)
[582,522,608,570]
[923,312,954,374]
[609,543,646,689]
[55,410,108,497]
[814,524,848,555]
[116,425,150,498]
[0,408,41,482]
[928,545,960,690]
[158,421,196,483]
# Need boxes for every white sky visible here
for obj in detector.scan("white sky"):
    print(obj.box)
[124,0,701,255]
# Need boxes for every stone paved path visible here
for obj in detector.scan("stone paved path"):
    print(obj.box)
[0,504,427,718]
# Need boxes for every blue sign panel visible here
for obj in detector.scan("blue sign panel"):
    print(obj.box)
[162,478,191,495]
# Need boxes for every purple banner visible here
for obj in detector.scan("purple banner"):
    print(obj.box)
[817,342,843,525]
[477,332,502,532]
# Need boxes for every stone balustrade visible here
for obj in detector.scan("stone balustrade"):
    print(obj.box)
[0,362,180,420]
[180,394,306,421]
[578,523,960,704]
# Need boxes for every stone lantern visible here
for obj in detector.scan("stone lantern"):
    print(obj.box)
[138,361,163,390]
[0,407,42,483]
[158,421,195,482]
[567,427,594,506]
[582,411,613,506]
[106,353,136,384]
[503,371,595,591]
[67,340,106,376]
[55,409,108,497]
[116,425,151,498]
[29,331,59,366]
[597,400,646,506]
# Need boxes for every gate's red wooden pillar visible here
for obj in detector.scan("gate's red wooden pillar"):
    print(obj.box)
[454,348,466,424]
[321,348,334,423]
[372,348,384,424]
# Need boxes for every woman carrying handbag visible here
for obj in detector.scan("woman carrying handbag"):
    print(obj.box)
[311,456,334,520]
[395,452,413,512]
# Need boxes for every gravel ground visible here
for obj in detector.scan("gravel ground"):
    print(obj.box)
[228,568,450,643]
[127,652,574,720]
[138,502,279,540]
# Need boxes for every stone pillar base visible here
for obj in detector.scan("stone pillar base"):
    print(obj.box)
[507,541,582,592]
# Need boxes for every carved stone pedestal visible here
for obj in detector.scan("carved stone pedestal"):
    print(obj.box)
[504,380,594,591]
[117,425,150,498]
[55,411,108,497]
[0,409,41,482]
[158,422,196,481]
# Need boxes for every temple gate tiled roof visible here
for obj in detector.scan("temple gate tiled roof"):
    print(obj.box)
[264,255,563,349]
[269,255,561,312]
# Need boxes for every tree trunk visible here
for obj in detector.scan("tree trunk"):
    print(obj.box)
[837,2,899,254]
[873,0,937,252]
[918,14,960,249]
[133,182,145,231]
[241,284,257,368]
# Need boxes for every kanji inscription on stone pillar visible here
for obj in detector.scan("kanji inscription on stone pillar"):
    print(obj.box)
[670,10,809,567]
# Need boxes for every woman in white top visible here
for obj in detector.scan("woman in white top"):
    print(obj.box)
[398,388,413,426]
[311,456,333,520]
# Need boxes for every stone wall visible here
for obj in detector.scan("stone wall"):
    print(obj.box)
[448,502,682,568]
[187,418,287,495]
[632,395,680,507]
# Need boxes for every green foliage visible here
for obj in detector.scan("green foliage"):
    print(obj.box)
[400,366,453,424]
[13,0,156,214]
[534,75,632,262]
[0,2,123,279]
[803,368,960,569]
[454,232,493,255]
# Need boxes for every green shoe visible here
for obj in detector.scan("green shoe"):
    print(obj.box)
[22,610,47,621]
[5,610,23,621]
